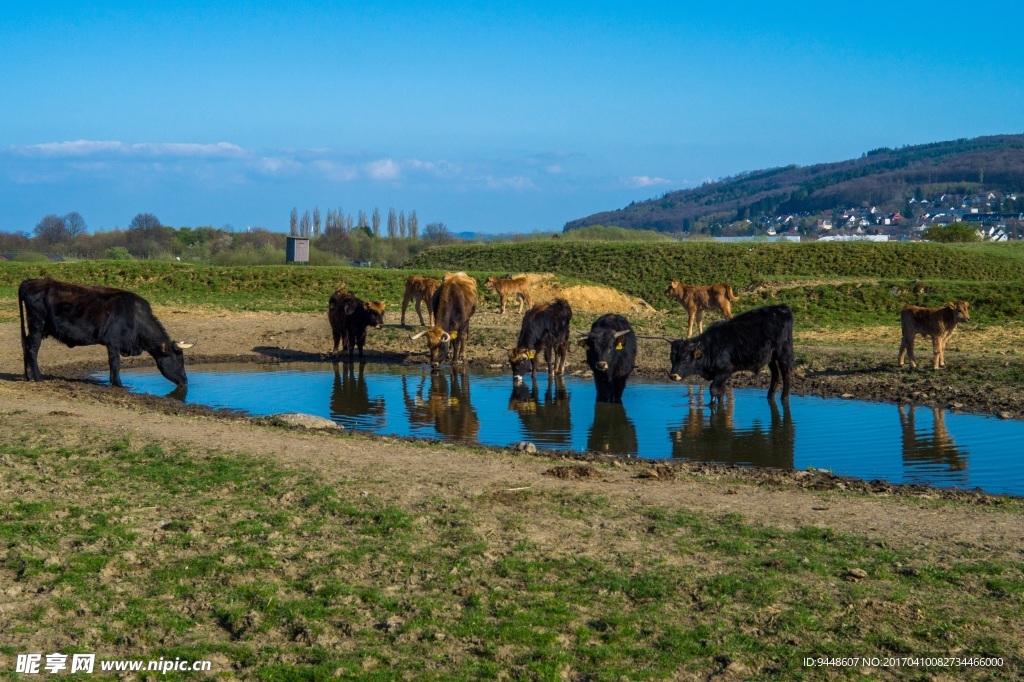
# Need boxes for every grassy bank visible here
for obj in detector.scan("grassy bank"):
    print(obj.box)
[408,241,1024,306]
[1,425,1021,679]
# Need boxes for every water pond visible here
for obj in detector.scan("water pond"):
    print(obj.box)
[114,362,1024,496]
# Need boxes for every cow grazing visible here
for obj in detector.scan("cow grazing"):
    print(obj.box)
[898,301,970,370]
[580,313,637,403]
[508,299,572,383]
[486,274,532,314]
[18,278,193,388]
[661,304,794,403]
[328,289,386,363]
[401,275,440,326]
[664,281,739,337]
[410,272,477,369]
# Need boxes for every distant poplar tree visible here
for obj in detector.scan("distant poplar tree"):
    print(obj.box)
[408,210,419,240]
[357,210,368,229]
[345,213,354,231]
[372,207,381,237]
[324,209,335,234]
[300,210,311,238]
[312,206,322,237]
[387,208,398,238]
[290,207,299,236]
[399,210,407,238]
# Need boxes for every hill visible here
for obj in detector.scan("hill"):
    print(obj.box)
[564,134,1024,233]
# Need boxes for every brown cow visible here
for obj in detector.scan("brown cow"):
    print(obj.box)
[664,281,739,337]
[485,275,532,314]
[401,275,440,327]
[410,272,477,368]
[898,301,970,370]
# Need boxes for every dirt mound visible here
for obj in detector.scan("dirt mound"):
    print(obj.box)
[520,273,657,316]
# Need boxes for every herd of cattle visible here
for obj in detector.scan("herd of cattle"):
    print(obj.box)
[16,275,972,407]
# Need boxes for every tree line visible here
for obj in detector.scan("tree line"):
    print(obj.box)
[1,210,456,267]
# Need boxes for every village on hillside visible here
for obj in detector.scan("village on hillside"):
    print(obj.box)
[720,190,1023,242]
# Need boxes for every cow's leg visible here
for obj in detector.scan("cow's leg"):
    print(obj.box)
[686,310,695,337]
[416,297,427,326]
[401,293,410,326]
[499,294,506,315]
[709,373,730,404]
[107,346,123,387]
[332,325,343,356]
[543,345,553,375]
[356,330,367,363]
[696,310,704,334]
[768,359,780,399]
[931,334,942,370]
[23,328,44,381]
[780,356,792,400]
[902,334,916,369]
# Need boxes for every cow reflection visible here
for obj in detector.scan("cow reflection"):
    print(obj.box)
[401,369,480,443]
[330,362,386,429]
[508,376,572,446]
[670,387,795,468]
[587,402,639,456]
[898,405,969,481]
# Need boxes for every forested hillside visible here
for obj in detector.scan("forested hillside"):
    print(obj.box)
[565,134,1024,233]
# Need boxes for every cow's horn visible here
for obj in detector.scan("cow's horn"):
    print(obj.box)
[174,340,195,350]
[577,332,591,338]
[613,329,633,339]
[410,330,429,340]
[440,332,452,343]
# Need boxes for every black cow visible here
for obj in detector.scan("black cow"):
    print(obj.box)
[18,278,192,388]
[508,299,572,383]
[580,313,637,403]
[665,304,794,403]
[587,402,639,455]
[328,289,386,363]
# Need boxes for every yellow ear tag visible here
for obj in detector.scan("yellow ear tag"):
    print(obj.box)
[693,349,703,359]
[615,342,624,351]
[449,331,458,339]
[528,350,536,359]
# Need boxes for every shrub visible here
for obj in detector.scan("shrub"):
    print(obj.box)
[105,246,135,261]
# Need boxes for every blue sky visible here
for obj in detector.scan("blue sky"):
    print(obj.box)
[3,1,1023,234]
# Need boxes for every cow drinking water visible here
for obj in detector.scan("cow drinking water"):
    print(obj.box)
[18,278,193,388]
[508,299,572,383]
[656,304,794,403]
[411,272,477,369]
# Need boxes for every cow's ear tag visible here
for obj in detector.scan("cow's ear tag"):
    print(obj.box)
[615,342,624,351]
[528,350,536,359]
[450,331,458,339]
[693,349,704,359]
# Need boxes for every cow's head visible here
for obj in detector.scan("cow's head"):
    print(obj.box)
[411,327,452,370]
[328,290,359,316]
[669,339,703,382]
[948,300,970,323]
[664,281,683,298]
[507,347,536,383]
[580,328,632,373]
[155,339,193,387]
[366,301,386,329]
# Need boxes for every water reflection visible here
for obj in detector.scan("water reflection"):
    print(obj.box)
[507,376,572,446]
[669,387,795,468]
[401,370,480,443]
[898,405,970,485]
[587,402,639,455]
[330,362,386,429]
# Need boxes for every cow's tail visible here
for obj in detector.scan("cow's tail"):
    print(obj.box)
[726,284,740,301]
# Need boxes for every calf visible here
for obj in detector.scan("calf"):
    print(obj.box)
[898,301,970,370]
[328,289,385,363]
[486,274,532,314]
[18,278,192,388]
[401,275,440,326]
[664,304,793,403]
[508,299,572,383]
[664,281,739,337]
[580,313,637,403]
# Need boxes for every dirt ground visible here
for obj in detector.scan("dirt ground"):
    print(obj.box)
[2,307,1024,564]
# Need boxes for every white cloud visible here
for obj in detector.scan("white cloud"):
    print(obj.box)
[625,175,672,188]
[366,158,401,180]
[11,140,246,159]
[485,175,535,191]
